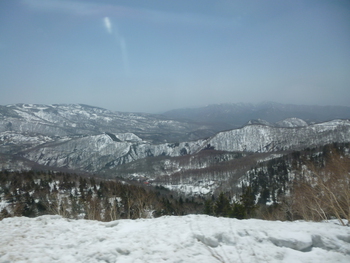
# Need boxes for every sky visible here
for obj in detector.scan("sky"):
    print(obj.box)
[1,0,350,113]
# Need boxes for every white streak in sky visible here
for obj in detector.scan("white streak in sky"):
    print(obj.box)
[103,17,130,76]
[23,0,233,28]
[104,17,112,34]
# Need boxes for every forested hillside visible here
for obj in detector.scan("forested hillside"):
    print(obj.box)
[1,143,349,225]
[0,171,206,220]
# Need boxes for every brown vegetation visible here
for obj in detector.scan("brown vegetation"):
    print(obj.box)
[290,147,350,225]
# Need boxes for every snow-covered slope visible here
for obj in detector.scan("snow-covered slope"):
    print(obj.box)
[0,215,349,263]
[204,119,350,152]
[0,104,214,143]
[1,117,350,174]
[15,120,350,173]
[20,134,205,171]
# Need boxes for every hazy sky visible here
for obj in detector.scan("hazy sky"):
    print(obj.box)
[1,0,350,113]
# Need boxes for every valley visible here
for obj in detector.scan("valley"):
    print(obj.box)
[0,102,350,223]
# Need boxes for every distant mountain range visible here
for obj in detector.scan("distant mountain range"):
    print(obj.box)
[162,102,350,129]
[1,102,350,197]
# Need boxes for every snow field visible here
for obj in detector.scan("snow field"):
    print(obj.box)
[0,215,349,263]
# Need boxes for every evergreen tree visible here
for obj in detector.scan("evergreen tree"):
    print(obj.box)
[231,202,246,219]
[214,192,231,217]
[204,199,214,215]
[240,186,256,218]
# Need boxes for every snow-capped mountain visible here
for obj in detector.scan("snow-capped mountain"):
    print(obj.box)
[20,133,205,172]
[203,119,350,152]
[1,103,350,197]
[2,114,349,176]
[0,103,215,143]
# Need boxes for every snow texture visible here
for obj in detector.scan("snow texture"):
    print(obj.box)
[0,215,349,263]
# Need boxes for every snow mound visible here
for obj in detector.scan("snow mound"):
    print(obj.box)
[246,119,271,126]
[0,215,349,263]
[276,118,308,127]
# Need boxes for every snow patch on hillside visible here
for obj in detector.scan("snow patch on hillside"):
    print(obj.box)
[164,184,213,195]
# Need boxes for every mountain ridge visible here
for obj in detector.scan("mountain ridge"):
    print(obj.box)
[162,102,350,129]
[0,103,216,143]
[1,102,350,197]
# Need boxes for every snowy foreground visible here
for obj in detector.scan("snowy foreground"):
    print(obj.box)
[0,215,349,263]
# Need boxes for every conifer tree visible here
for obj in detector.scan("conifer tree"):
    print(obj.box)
[240,186,256,218]
[204,199,214,215]
[231,202,246,219]
[214,192,231,217]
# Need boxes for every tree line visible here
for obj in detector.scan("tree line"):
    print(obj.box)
[1,143,349,225]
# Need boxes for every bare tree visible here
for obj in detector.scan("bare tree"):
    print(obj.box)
[291,147,350,226]
[85,197,102,221]
[46,193,71,218]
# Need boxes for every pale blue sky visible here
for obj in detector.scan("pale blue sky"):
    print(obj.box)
[1,0,350,112]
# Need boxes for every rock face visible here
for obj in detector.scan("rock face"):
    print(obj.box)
[1,103,350,181]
